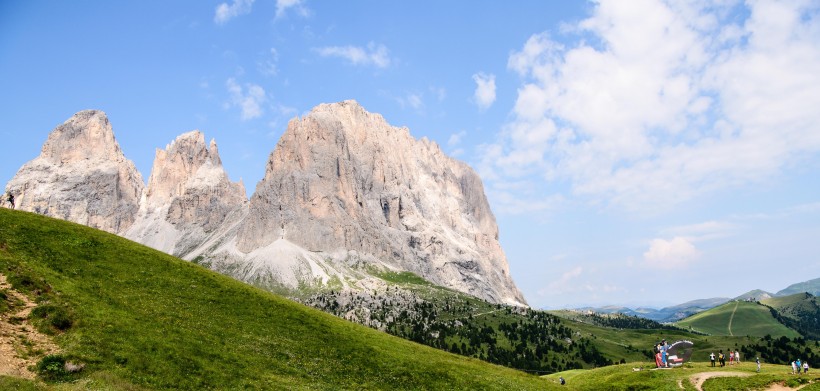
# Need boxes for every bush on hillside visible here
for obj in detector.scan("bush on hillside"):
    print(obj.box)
[36,354,68,382]
[31,302,74,333]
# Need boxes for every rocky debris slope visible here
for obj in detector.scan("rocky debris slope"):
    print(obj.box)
[226,100,526,305]
[4,111,143,234]
[125,131,247,258]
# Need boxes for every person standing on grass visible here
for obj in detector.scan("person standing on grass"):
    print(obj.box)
[735,350,740,364]
[756,357,761,372]
[710,352,715,367]
[803,361,808,374]
[792,361,797,374]
[6,193,13,209]
[719,350,725,367]
[729,350,734,365]
[797,359,802,375]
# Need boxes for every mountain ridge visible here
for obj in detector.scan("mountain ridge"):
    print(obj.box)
[2,101,525,306]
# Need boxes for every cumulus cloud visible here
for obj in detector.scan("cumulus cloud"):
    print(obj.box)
[643,237,701,269]
[226,78,266,120]
[472,72,497,110]
[315,42,391,68]
[482,0,820,213]
[214,0,255,25]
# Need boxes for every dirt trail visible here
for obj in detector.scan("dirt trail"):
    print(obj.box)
[689,371,812,391]
[0,273,59,379]
[727,301,738,336]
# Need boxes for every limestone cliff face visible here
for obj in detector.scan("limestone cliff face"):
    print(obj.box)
[233,100,526,305]
[4,111,144,234]
[4,103,528,306]
[125,131,247,258]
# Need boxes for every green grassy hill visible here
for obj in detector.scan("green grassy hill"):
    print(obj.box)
[675,301,800,338]
[0,208,553,390]
[761,293,820,340]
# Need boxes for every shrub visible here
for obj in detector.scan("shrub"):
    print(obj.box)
[36,354,67,381]
[31,303,73,332]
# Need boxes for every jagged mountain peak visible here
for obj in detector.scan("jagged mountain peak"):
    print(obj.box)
[232,100,525,305]
[5,110,143,234]
[40,110,125,165]
[5,102,527,306]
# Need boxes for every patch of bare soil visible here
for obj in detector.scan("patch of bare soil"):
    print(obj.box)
[762,381,811,391]
[690,371,752,391]
[0,273,59,379]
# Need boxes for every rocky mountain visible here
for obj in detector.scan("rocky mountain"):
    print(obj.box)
[208,101,526,306]
[124,131,247,258]
[3,110,144,234]
[3,101,526,306]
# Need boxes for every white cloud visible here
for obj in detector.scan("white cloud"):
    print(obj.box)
[538,266,584,296]
[660,220,737,242]
[214,0,255,25]
[276,0,309,19]
[472,72,496,110]
[315,42,391,68]
[448,130,466,146]
[483,0,820,213]
[258,48,279,77]
[643,237,701,269]
[430,86,446,102]
[226,78,266,120]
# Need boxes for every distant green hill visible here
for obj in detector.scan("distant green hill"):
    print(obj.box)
[675,301,800,338]
[776,277,820,296]
[0,208,551,390]
[761,293,820,340]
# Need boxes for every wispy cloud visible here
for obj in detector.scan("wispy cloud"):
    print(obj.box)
[481,0,820,214]
[276,0,310,19]
[314,42,391,68]
[472,72,496,110]
[448,130,466,146]
[226,78,266,120]
[258,48,279,77]
[214,0,255,25]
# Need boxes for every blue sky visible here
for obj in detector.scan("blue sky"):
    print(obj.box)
[2,0,819,309]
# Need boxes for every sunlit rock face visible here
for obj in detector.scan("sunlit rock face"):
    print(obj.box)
[231,100,526,305]
[4,110,144,234]
[4,102,527,306]
[125,130,248,258]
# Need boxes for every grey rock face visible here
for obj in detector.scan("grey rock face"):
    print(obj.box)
[125,131,247,258]
[233,100,526,305]
[4,111,144,234]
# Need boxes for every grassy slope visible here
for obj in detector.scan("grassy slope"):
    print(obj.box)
[551,314,761,365]
[761,293,820,340]
[542,361,820,390]
[675,301,800,338]
[0,208,553,390]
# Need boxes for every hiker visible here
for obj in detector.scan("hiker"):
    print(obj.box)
[661,340,669,368]
[710,352,715,367]
[729,350,734,365]
[803,361,808,374]
[756,357,760,372]
[735,350,740,364]
[6,193,13,209]
[792,361,797,374]
[797,359,802,375]
[654,344,663,368]
[719,350,725,367]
